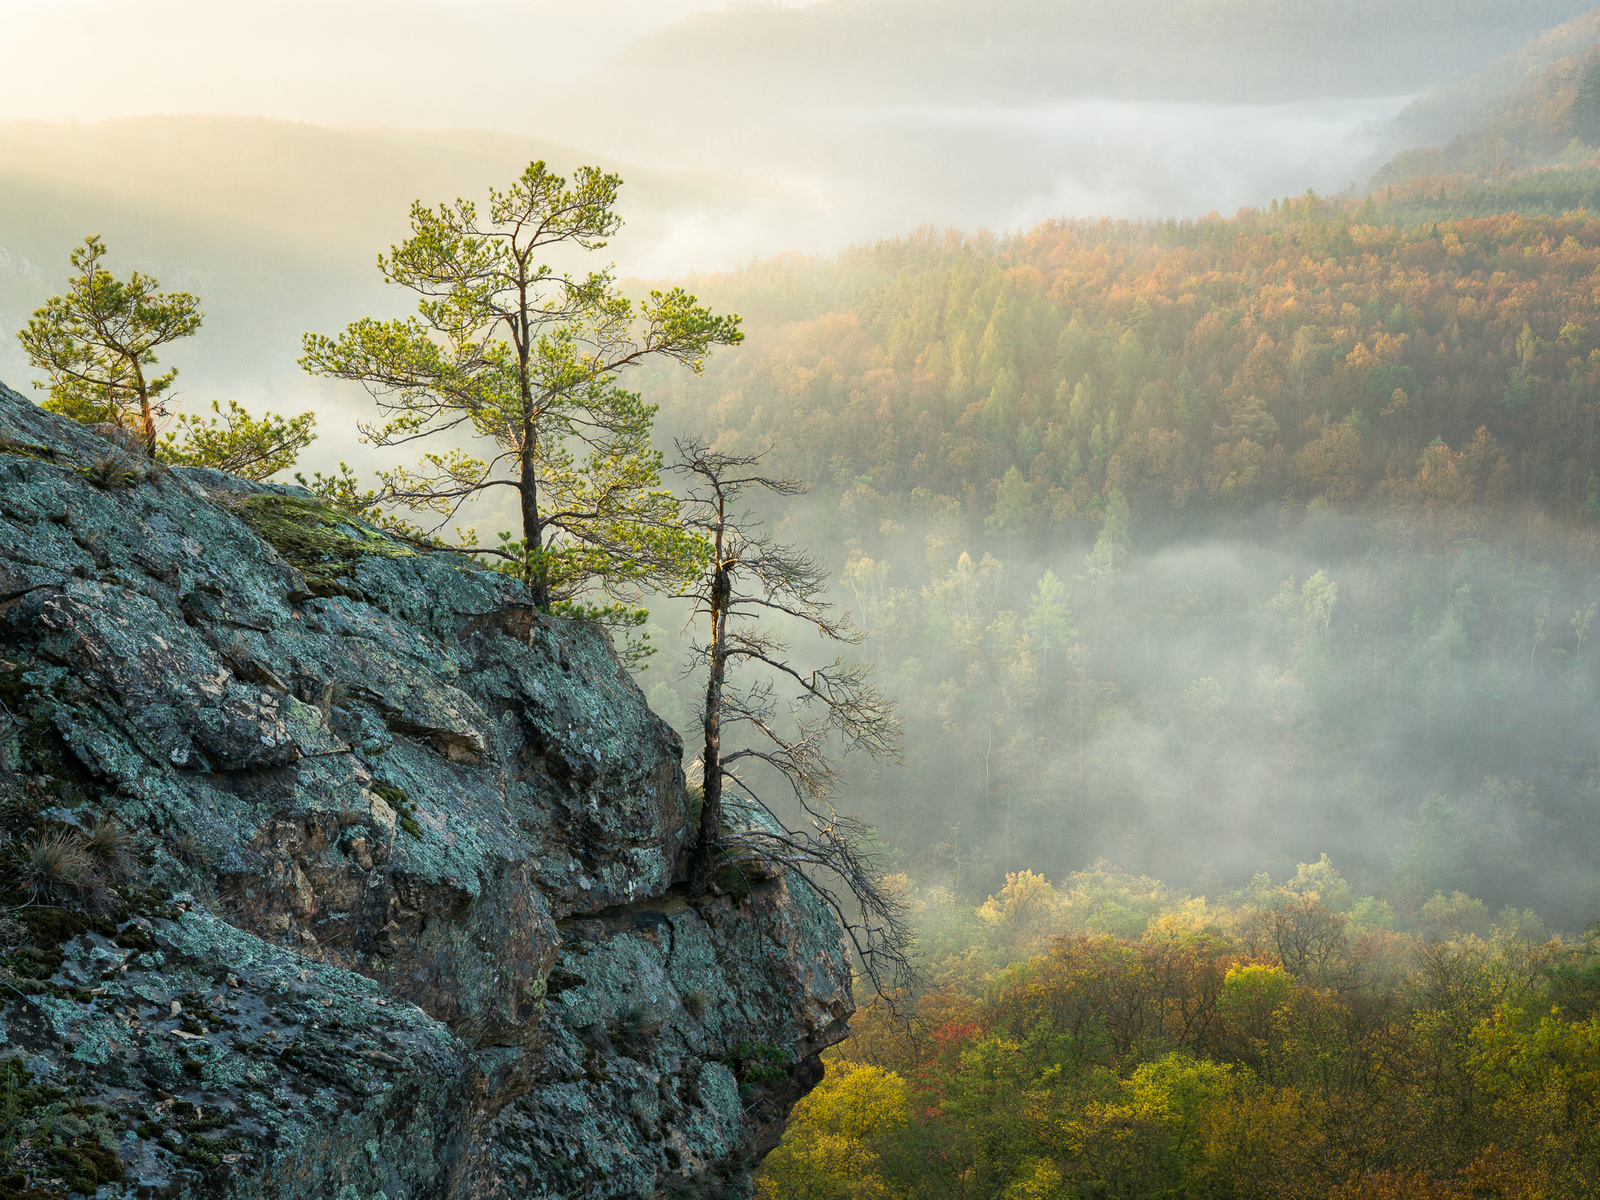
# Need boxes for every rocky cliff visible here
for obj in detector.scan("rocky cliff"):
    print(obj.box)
[0,380,853,1200]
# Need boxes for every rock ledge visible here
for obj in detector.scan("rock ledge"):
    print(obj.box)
[0,381,852,1199]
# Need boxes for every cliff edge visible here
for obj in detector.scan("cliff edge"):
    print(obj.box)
[0,381,853,1199]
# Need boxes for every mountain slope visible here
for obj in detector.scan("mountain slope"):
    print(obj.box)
[1366,9,1600,188]
[567,0,1596,115]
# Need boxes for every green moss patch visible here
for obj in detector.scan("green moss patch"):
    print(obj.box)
[0,1059,124,1199]
[231,494,415,599]
[370,780,424,840]
[723,1041,788,1084]
[6,909,90,985]
[0,435,57,463]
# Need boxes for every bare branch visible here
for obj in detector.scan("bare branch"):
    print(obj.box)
[675,435,912,1001]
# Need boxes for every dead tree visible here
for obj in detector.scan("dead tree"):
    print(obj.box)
[673,437,914,997]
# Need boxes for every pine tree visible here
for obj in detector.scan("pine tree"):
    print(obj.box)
[301,161,742,612]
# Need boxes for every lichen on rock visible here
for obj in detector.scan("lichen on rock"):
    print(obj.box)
[0,379,853,1199]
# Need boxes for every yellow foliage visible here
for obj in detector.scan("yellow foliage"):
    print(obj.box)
[1003,1158,1071,1199]
[1056,863,1178,940]
[1286,853,1353,912]
[1218,963,1293,1050]
[1195,1084,1320,1198]
[1472,1009,1600,1175]
[1120,1053,1238,1125]
[1064,1054,1243,1196]
[978,869,1059,933]
[1419,890,1493,940]
[1221,963,1291,1009]
[798,1062,909,1141]
[756,1061,909,1200]
[1145,899,1212,936]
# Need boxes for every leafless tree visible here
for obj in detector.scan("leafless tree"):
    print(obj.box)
[673,437,914,996]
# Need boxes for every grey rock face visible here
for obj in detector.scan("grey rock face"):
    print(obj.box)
[0,381,853,1198]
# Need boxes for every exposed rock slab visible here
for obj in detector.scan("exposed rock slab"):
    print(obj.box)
[0,381,853,1199]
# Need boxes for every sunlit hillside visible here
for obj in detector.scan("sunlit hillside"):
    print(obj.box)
[649,198,1600,529]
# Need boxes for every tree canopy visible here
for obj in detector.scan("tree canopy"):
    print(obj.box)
[160,400,318,481]
[18,234,201,457]
[300,160,743,612]
[757,862,1600,1200]
[17,234,315,475]
[650,198,1600,543]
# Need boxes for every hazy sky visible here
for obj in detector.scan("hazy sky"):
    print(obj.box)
[0,0,755,125]
[0,0,1419,274]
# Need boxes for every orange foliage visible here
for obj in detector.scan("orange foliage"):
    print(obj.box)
[673,203,1600,537]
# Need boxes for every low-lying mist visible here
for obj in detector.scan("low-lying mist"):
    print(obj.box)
[564,94,1415,271]
[641,501,1600,934]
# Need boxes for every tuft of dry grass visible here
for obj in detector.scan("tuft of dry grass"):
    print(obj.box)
[172,833,212,868]
[616,1004,662,1042]
[15,829,96,901]
[78,451,142,490]
[83,815,138,882]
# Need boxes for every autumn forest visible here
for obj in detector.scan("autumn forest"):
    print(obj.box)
[11,2,1600,1195]
[633,174,1600,1200]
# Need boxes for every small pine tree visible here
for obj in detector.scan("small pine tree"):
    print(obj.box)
[18,234,315,476]
[18,234,200,456]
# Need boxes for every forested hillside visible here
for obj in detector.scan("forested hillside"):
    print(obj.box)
[695,200,1600,1187]
[758,861,1600,1199]
[640,200,1600,934]
[655,197,1600,538]
[1366,7,1600,207]
[1376,9,1600,176]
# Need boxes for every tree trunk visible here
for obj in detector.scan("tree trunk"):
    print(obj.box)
[521,432,546,610]
[690,558,730,898]
[133,363,156,458]
[517,267,549,611]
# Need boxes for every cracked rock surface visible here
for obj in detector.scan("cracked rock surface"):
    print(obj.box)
[0,381,853,1199]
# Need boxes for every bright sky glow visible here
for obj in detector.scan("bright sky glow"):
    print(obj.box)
[0,0,728,126]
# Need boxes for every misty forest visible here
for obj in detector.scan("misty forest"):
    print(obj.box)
[10,1,1600,1198]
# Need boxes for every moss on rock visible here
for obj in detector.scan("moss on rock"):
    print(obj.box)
[231,493,415,597]
[0,1059,125,1200]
